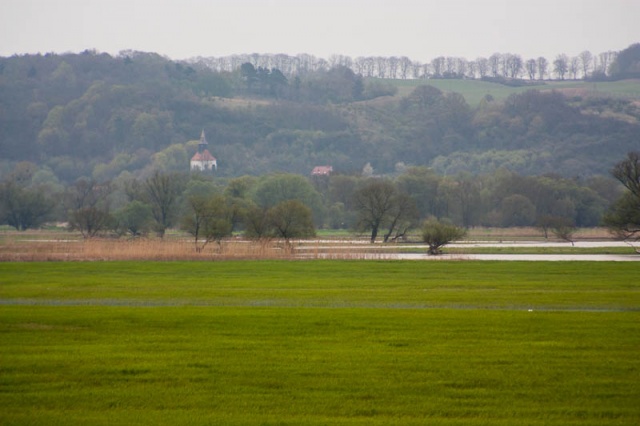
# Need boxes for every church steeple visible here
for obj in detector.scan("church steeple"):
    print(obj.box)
[198,129,208,153]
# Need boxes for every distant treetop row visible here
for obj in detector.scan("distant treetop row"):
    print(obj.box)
[188,43,640,81]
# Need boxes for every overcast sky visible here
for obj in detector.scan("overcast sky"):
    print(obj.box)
[1,0,639,62]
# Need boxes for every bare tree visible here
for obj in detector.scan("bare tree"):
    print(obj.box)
[398,56,412,79]
[431,57,445,77]
[489,53,502,77]
[597,51,616,76]
[537,56,548,80]
[422,63,431,79]
[552,218,577,246]
[353,57,365,75]
[363,57,375,77]
[66,179,113,238]
[504,53,523,78]
[375,57,387,78]
[553,54,569,80]
[579,50,593,79]
[388,56,399,79]
[569,56,580,80]
[382,192,418,243]
[466,60,477,79]
[612,151,640,198]
[603,152,640,243]
[525,59,537,80]
[411,61,423,79]
[456,58,468,78]
[353,180,397,243]
[445,57,456,76]
[476,57,489,78]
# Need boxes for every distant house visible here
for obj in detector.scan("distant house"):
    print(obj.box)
[190,130,217,172]
[311,166,333,176]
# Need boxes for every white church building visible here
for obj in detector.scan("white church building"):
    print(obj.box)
[190,130,217,172]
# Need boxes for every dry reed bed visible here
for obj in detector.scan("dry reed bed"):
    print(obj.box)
[0,238,387,262]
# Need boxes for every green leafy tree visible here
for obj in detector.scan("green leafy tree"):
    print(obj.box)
[224,175,259,199]
[326,202,349,229]
[609,43,640,79]
[243,203,272,240]
[501,194,536,226]
[253,173,324,226]
[421,218,467,255]
[151,144,189,173]
[267,200,315,247]
[451,174,481,227]
[240,62,258,91]
[194,69,232,97]
[114,200,153,237]
[328,175,361,211]
[0,179,55,231]
[143,171,185,237]
[181,195,233,252]
[396,167,441,219]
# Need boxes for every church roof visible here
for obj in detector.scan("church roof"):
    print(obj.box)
[191,149,216,162]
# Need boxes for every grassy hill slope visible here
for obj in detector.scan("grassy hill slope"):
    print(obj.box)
[386,78,640,107]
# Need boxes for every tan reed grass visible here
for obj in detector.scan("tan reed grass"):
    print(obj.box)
[0,234,392,262]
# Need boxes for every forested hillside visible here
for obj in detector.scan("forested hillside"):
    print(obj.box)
[1,49,639,183]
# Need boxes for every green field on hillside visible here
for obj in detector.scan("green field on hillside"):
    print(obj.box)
[1,261,639,425]
[388,78,640,106]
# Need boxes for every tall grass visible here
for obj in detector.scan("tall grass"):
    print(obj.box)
[0,237,309,261]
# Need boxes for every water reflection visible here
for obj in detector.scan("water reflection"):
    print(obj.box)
[390,253,640,261]
[303,240,640,261]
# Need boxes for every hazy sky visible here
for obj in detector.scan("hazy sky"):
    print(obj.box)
[2,0,639,62]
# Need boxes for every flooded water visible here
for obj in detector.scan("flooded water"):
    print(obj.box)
[387,253,640,261]
[305,240,640,261]
[450,241,637,249]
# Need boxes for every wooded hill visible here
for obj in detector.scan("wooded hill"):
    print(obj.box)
[1,50,639,183]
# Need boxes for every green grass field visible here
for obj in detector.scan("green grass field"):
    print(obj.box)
[1,261,639,425]
[387,78,640,106]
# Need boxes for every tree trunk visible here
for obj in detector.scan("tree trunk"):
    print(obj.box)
[370,226,378,244]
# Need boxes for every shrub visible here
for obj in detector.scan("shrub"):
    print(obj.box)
[421,218,467,255]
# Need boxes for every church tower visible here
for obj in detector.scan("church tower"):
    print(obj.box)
[190,130,217,171]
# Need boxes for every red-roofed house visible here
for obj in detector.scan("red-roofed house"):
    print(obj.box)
[190,130,217,172]
[311,166,333,176]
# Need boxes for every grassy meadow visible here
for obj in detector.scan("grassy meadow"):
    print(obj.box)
[1,261,639,425]
[388,78,640,106]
